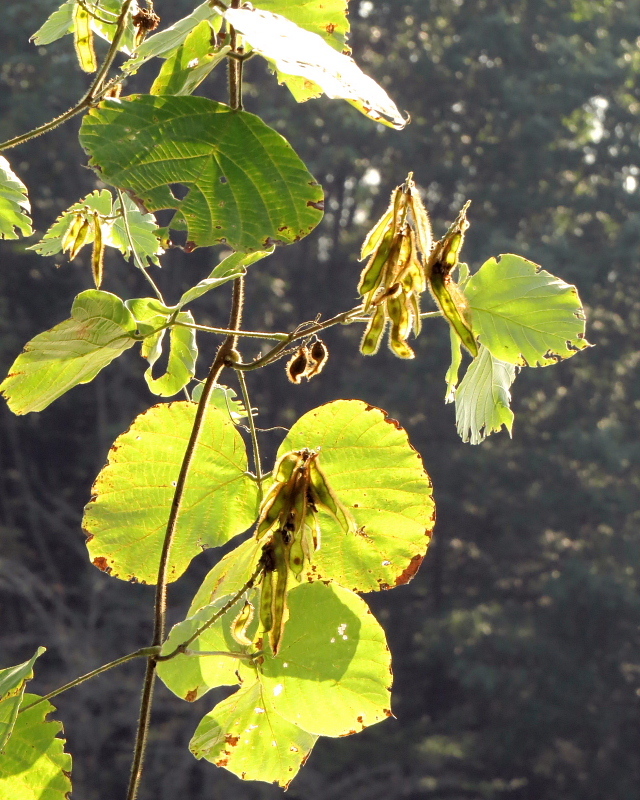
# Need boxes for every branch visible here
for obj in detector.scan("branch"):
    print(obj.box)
[0,0,134,152]
[237,371,263,499]
[126,276,246,800]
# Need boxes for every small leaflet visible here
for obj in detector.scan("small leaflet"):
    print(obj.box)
[223,7,407,129]
[0,156,33,240]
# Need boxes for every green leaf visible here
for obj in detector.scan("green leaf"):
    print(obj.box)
[0,156,33,239]
[455,345,516,445]
[83,401,259,584]
[188,536,263,616]
[157,594,249,701]
[151,20,229,96]
[126,297,197,397]
[0,290,138,415]
[80,95,324,251]
[0,694,72,800]
[258,581,392,736]
[260,0,349,52]
[31,0,137,54]
[29,190,163,265]
[223,7,406,129]
[278,400,434,592]
[178,249,274,309]
[190,680,317,787]
[125,2,220,67]
[29,190,111,257]
[109,193,164,267]
[445,327,463,403]
[0,648,46,753]
[465,254,591,367]
[191,383,248,423]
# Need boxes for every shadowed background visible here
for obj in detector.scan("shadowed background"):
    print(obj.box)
[2,0,640,797]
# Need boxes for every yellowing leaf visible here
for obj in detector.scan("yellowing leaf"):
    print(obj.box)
[223,7,407,129]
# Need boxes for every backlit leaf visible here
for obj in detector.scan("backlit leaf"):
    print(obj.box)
[80,95,324,251]
[0,694,72,800]
[0,648,46,753]
[223,7,406,129]
[445,327,463,403]
[0,290,138,415]
[191,384,248,424]
[177,249,273,309]
[258,582,392,736]
[0,156,33,240]
[465,254,590,367]
[455,345,516,445]
[190,680,317,787]
[151,20,229,96]
[278,400,434,592]
[109,192,164,267]
[83,401,259,584]
[31,0,137,54]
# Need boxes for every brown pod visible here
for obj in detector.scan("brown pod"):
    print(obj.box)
[305,339,329,379]
[286,347,309,384]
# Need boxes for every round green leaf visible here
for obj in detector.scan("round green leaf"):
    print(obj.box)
[79,95,324,252]
[259,582,393,737]
[278,400,434,592]
[158,595,247,701]
[465,253,591,367]
[83,401,259,584]
[190,681,317,787]
[0,694,72,800]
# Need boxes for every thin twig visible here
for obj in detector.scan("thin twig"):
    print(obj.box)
[117,189,165,302]
[174,321,288,341]
[125,276,246,800]
[20,647,160,713]
[236,371,263,499]
[0,1,133,152]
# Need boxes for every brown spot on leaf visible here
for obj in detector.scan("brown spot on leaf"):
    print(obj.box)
[263,237,286,247]
[384,708,393,717]
[184,241,196,253]
[85,533,94,543]
[395,554,424,586]
[357,715,364,723]
[185,689,198,702]
[325,22,337,33]
[225,734,240,746]
[92,556,112,574]
[307,199,325,211]
[216,758,229,767]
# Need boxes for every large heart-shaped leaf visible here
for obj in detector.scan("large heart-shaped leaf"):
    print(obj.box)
[0,648,46,752]
[278,400,434,592]
[224,7,406,128]
[83,401,259,584]
[0,156,32,240]
[455,345,517,445]
[0,291,138,415]
[190,680,317,787]
[0,694,72,800]
[259,581,392,736]
[465,254,590,367]
[79,95,324,251]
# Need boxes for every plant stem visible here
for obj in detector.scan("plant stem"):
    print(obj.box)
[0,1,133,152]
[236,371,263,498]
[174,321,288,341]
[125,276,245,800]
[20,647,160,713]
[228,0,243,111]
[117,189,165,303]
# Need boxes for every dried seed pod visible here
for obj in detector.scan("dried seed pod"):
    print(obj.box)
[360,304,387,356]
[309,458,357,536]
[426,201,478,356]
[231,600,255,647]
[91,213,104,288]
[387,294,415,359]
[73,4,97,73]
[305,339,329,379]
[286,346,309,384]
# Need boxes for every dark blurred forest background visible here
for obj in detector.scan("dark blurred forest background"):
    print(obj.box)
[3,0,640,797]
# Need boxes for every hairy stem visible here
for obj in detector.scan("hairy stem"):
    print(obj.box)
[174,321,288,341]
[0,1,134,152]
[237,371,263,497]
[19,647,161,713]
[125,276,245,800]
[117,189,165,303]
